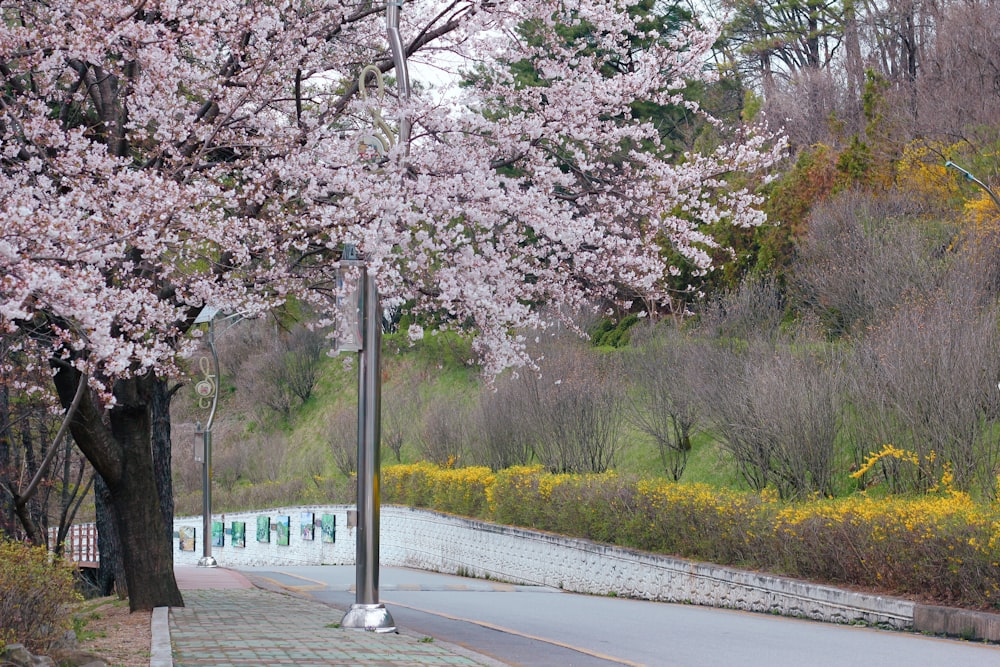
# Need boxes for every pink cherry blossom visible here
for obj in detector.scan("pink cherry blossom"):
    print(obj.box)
[1,0,784,386]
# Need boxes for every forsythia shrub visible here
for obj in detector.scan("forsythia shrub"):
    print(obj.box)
[382,462,438,508]
[485,465,556,527]
[429,466,495,516]
[382,463,495,516]
[0,538,81,652]
[384,463,1000,608]
[624,479,767,565]
[770,493,1000,606]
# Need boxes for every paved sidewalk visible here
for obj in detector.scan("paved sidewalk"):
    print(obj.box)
[160,567,493,667]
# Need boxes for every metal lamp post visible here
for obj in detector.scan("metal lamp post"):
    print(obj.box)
[338,0,412,632]
[337,247,396,632]
[193,306,221,567]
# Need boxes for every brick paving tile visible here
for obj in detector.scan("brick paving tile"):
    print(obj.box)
[170,589,486,667]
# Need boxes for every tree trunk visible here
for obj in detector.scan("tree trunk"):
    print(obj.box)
[843,0,864,128]
[151,379,175,545]
[94,473,125,598]
[53,366,183,611]
[0,383,17,538]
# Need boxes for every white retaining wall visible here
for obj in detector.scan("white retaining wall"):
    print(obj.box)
[173,505,915,629]
[173,505,356,568]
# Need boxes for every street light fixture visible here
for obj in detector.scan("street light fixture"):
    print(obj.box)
[193,305,221,568]
[338,0,412,633]
[945,161,1000,211]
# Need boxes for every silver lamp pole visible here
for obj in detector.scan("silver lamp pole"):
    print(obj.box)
[340,0,411,631]
[386,0,411,153]
[340,249,395,631]
[194,308,221,568]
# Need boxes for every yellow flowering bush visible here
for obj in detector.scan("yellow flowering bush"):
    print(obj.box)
[382,462,438,508]
[487,466,573,528]
[382,463,1000,608]
[851,444,956,495]
[430,466,495,516]
[772,492,1000,605]
[623,480,765,564]
[894,141,962,211]
[382,462,494,516]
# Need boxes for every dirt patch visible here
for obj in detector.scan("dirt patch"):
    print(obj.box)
[73,597,152,667]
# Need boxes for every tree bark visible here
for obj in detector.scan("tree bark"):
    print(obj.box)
[94,473,124,598]
[0,383,17,538]
[53,366,183,611]
[151,379,175,544]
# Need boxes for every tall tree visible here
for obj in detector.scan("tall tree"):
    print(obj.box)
[0,0,782,610]
[724,0,845,91]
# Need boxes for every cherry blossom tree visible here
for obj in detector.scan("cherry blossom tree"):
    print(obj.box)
[0,0,783,609]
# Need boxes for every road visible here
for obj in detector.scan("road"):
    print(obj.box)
[241,565,1000,667]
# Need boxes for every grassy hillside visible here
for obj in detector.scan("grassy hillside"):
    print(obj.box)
[172,325,747,516]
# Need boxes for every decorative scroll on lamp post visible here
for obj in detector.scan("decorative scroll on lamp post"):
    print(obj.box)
[338,1,412,634]
[193,305,221,568]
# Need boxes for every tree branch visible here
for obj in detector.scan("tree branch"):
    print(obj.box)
[16,371,88,506]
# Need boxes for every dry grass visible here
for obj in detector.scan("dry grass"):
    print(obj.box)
[73,597,152,667]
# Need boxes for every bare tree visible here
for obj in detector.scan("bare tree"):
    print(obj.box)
[283,325,324,405]
[471,372,540,470]
[692,279,841,497]
[749,344,842,497]
[0,338,93,548]
[532,342,626,474]
[915,1,1000,136]
[328,407,358,477]
[416,395,472,467]
[625,325,702,481]
[844,266,1000,495]
[232,320,326,418]
[467,330,627,474]
[382,374,426,463]
[764,68,861,146]
[697,275,786,342]
[791,189,950,337]
[696,336,842,498]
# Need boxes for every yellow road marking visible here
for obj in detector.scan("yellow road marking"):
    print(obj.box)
[384,597,646,667]
[255,571,329,593]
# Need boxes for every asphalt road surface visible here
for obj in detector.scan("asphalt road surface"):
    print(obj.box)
[242,565,1000,667]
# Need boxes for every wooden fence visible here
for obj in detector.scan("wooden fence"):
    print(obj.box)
[49,523,98,567]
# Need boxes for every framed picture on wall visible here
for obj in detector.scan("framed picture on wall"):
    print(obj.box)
[276,515,290,546]
[211,520,224,547]
[256,516,270,543]
[179,526,196,552]
[301,512,315,540]
[321,514,336,543]
[232,521,246,548]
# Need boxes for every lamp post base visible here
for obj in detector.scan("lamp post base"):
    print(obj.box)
[197,555,218,568]
[341,603,396,633]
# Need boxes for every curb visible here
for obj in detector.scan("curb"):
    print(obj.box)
[914,604,1000,641]
[149,606,171,667]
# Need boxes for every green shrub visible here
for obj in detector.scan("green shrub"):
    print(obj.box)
[0,538,81,652]
[591,315,640,348]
